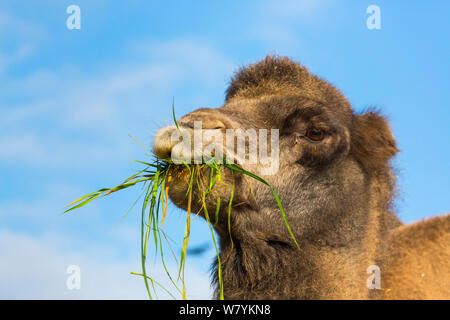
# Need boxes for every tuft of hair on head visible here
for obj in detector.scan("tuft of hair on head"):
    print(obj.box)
[225,55,311,101]
[224,55,353,119]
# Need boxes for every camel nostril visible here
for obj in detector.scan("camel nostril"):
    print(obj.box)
[153,115,230,162]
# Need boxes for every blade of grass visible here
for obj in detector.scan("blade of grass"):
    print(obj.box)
[140,180,154,299]
[227,170,235,249]
[161,173,171,228]
[172,98,179,130]
[131,272,177,299]
[64,188,109,209]
[198,172,224,300]
[178,166,194,300]
[129,134,153,152]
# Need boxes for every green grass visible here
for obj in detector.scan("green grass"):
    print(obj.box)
[64,107,299,300]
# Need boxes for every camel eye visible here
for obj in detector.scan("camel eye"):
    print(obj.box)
[305,128,324,142]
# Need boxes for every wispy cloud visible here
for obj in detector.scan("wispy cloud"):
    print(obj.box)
[0,35,229,299]
[0,10,46,40]
[0,10,45,77]
[0,43,34,75]
[0,38,235,170]
[247,0,334,51]
[0,229,212,299]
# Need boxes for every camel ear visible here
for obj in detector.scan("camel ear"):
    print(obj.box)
[351,111,398,173]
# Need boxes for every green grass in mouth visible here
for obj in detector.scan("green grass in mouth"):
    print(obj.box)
[64,105,298,300]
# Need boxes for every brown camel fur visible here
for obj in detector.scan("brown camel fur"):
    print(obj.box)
[153,55,450,299]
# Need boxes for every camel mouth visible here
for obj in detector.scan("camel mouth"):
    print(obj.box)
[152,123,279,215]
[152,124,226,208]
[167,162,232,195]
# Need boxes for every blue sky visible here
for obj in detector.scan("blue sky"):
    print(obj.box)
[0,0,449,299]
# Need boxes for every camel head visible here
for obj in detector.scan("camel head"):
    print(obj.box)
[153,55,402,298]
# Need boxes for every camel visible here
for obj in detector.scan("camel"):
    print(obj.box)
[153,55,450,299]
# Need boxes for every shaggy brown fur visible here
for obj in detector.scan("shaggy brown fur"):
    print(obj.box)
[153,55,450,299]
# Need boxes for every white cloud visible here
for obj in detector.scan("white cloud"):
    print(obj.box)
[0,130,134,168]
[0,43,34,75]
[128,38,235,85]
[248,0,334,51]
[0,10,45,77]
[0,11,46,40]
[0,35,229,299]
[0,229,212,299]
[0,181,85,224]
[0,38,235,170]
